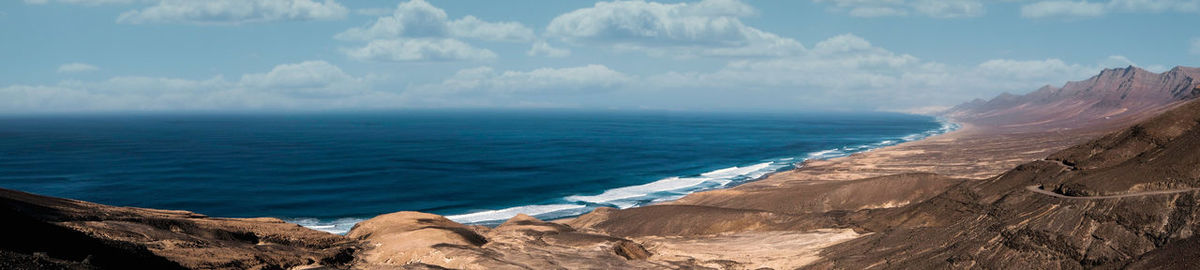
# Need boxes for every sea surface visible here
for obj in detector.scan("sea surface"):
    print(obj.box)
[0,110,953,234]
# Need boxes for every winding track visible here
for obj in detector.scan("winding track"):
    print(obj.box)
[1025,185,1200,199]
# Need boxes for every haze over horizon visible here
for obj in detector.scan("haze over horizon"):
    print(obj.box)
[3,0,1199,113]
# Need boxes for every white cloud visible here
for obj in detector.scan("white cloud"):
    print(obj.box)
[448,16,537,43]
[238,60,367,97]
[402,65,632,107]
[1020,0,1200,18]
[354,7,392,16]
[421,65,631,94]
[912,0,984,18]
[1108,0,1200,13]
[545,0,804,57]
[810,33,874,54]
[336,0,531,62]
[847,6,908,17]
[116,0,348,25]
[527,41,571,58]
[974,58,1098,81]
[343,38,497,62]
[335,0,450,41]
[1020,1,1107,18]
[0,60,413,112]
[335,0,533,42]
[24,0,139,5]
[647,34,923,92]
[814,0,985,18]
[1191,38,1200,55]
[57,62,99,73]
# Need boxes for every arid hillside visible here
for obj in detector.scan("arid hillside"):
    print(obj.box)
[806,98,1200,269]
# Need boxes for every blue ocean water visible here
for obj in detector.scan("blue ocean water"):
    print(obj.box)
[0,110,952,234]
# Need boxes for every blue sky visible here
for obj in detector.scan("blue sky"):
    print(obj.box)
[2,0,1198,113]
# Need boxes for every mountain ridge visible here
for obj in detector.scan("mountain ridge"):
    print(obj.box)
[943,65,1200,132]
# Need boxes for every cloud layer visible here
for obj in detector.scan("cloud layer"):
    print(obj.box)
[9,0,1184,113]
[527,41,571,58]
[57,63,99,73]
[5,33,1137,113]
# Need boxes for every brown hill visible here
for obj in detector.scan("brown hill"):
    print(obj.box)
[944,66,1200,132]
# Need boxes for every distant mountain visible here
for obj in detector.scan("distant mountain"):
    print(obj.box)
[943,66,1200,131]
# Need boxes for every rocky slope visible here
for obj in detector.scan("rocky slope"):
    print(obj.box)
[805,97,1200,269]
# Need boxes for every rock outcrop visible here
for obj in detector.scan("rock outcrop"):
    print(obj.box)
[346,212,669,269]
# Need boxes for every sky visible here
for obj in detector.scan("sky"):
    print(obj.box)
[1,0,1199,114]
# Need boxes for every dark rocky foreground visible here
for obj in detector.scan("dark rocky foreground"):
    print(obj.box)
[3,66,1200,269]
[0,187,356,270]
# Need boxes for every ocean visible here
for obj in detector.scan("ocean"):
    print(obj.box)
[0,110,953,234]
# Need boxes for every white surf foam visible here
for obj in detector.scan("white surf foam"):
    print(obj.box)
[807,149,847,160]
[446,203,587,224]
[703,162,772,178]
[289,217,366,235]
[564,176,716,208]
[802,120,959,162]
[564,162,782,209]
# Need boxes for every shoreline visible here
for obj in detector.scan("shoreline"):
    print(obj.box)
[439,118,955,225]
[294,117,963,233]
